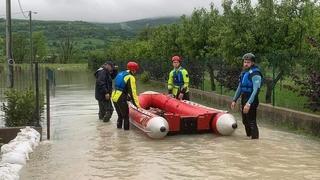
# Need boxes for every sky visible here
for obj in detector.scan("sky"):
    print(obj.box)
[0,0,222,23]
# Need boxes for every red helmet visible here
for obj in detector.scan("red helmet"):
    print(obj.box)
[171,55,181,62]
[127,61,139,72]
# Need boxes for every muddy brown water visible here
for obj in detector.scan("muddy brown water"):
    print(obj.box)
[17,71,320,180]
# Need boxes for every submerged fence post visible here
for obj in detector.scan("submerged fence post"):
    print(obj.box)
[45,68,55,140]
[272,62,275,106]
[46,68,50,140]
[34,62,40,127]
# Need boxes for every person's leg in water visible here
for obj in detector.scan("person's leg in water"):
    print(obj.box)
[116,100,130,130]
[98,101,104,120]
[122,102,130,130]
[114,102,123,128]
[241,107,251,137]
[103,99,114,122]
[247,106,259,139]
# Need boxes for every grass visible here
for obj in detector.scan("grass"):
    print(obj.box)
[199,74,319,115]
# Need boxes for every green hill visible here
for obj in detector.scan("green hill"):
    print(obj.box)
[0,17,179,62]
[96,17,179,32]
[0,17,179,41]
[0,19,133,41]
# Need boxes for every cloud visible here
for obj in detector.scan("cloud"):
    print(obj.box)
[1,0,221,22]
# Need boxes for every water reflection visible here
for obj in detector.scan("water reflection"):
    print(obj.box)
[16,70,320,180]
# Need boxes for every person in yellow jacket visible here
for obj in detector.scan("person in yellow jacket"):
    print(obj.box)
[168,55,190,100]
[112,61,140,130]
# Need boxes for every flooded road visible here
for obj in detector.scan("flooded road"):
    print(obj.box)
[20,71,320,180]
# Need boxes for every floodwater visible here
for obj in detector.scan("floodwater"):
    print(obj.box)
[19,71,320,180]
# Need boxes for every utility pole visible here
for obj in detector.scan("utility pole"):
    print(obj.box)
[28,10,40,125]
[29,11,33,66]
[6,0,14,88]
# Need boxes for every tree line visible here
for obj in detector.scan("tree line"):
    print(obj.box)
[0,18,179,64]
[95,0,320,112]
[0,19,137,64]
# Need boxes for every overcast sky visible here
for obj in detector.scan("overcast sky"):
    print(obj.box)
[1,0,223,23]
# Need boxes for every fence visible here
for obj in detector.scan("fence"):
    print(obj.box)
[0,63,54,129]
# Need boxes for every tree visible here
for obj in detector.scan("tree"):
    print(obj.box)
[11,32,29,63]
[207,0,256,91]
[293,62,320,112]
[206,3,228,91]
[254,0,315,103]
[33,31,48,62]
[58,35,76,64]
[293,36,320,112]
[177,9,210,88]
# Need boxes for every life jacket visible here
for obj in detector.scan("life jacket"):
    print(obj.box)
[115,71,129,91]
[173,68,184,87]
[240,66,262,93]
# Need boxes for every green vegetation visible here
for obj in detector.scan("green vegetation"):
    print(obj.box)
[99,0,320,113]
[1,89,44,127]
[0,2,318,114]
[0,17,179,64]
[140,71,151,83]
[205,78,316,114]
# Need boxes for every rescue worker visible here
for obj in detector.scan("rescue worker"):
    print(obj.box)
[167,55,190,100]
[112,61,141,130]
[95,61,118,122]
[231,53,263,139]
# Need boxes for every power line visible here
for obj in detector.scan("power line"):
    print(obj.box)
[17,0,28,18]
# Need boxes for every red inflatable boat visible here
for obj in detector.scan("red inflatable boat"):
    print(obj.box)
[129,91,237,138]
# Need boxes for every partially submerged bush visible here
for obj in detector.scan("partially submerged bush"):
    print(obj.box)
[1,89,44,127]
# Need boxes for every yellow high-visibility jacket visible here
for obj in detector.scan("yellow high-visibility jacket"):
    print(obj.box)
[168,67,189,97]
[112,70,140,108]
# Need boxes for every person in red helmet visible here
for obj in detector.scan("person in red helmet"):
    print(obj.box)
[168,55,190,100]
[112,61,141,130]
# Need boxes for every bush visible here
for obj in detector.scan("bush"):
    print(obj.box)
[140,71,151,83]
[87,50,105,71]
[293,69,320,112]
[1,89,44,127]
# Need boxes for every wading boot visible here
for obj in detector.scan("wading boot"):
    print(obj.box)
[103,112,112,122]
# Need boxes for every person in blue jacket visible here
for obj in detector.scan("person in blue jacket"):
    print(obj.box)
[231,53,263,139]
[112,61,141,130]
[95,61,118,122]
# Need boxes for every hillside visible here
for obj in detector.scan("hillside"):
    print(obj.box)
[0,19,134,41]
[96,17,179,32]
[0,17,179,62]
[0,17,179,41]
